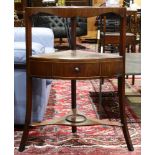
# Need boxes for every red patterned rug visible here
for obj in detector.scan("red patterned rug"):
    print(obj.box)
[14,79,141,155]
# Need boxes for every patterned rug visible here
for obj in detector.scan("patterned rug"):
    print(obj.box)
[14,79,141,155]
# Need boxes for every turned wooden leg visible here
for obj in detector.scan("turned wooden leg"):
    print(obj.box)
[71,80,77,133]
[19,76,32,152]
[118,76,134,151]
[132,75,135,85]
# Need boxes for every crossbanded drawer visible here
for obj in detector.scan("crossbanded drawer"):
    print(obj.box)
[100,59,123,77]
[52,62,100,79]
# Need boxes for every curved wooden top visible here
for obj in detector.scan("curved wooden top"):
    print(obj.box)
[26,6,126,18]
[29,50,123,79]
[31,50,122,62]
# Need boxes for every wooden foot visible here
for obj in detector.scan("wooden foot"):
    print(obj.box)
[19,125,29,152]
[118,76,134,151]
[71,80,77,133]
[72,126,77,133]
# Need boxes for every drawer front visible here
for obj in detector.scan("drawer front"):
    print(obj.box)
[100,60,123,77]
[29,60,53,78]
[52,62,100,79]
[29,59,123,79]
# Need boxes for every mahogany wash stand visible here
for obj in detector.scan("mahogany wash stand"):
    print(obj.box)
[19,6,134,152]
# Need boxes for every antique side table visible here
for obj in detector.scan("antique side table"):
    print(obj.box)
[19,6,133,152]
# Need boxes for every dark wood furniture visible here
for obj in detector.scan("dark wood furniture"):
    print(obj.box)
[98,9,137,53]
[19,6,133,152]
[97,9,138,85]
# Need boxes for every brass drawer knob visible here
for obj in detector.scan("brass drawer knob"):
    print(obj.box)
[74,67,80,72]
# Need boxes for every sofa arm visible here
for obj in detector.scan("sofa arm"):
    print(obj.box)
[14,42,46,64]
[14,27,54,49]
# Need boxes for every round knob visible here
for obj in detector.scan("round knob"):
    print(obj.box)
[74,67,80,72]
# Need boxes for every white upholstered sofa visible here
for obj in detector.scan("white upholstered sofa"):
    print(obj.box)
[14,27,55,124]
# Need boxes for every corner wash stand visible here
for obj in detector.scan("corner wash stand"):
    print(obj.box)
[19,6,134,152]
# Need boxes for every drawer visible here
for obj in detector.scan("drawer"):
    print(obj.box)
[29,60,53,78]
[100,60,123,77]
[52,62,100,79]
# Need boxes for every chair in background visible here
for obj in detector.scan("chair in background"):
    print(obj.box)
[97,10,138,85]
[97,10,137,53]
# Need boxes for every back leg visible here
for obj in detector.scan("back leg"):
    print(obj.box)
[118,76,134,151]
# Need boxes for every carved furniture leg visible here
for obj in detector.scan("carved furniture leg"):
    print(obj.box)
[118,76,134,151]
[71,79,77,133]
[19,76,32,152]
[132,75,135,85]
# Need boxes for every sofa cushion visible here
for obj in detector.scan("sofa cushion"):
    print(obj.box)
[14,42,45,64]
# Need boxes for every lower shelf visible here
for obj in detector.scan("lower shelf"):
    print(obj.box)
[31,110,122,127]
